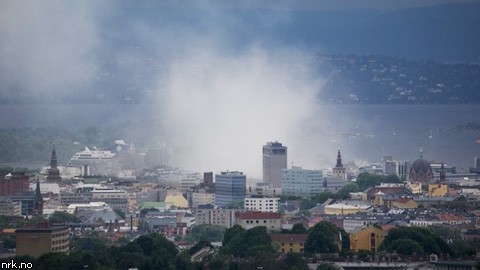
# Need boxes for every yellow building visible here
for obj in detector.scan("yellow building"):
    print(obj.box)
[165,190,189,208]
[16,226,70,258]
[428,183,448,197]
[390,198,418,209]
[271,233,308,253]
[350,226,385,253]
[406,181,422,194]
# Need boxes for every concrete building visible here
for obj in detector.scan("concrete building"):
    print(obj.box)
[0,197,21,216]
[195,205,241,228]
[180,173,202,192]
[244,196,279,213]
[0,172,29,196]
[281,166,324,198]
[215,171,246,208]
[91,188,129,213]
[191,190,215,208]
[324,202,373,215]
[247,183,282,197]
[263,142,287,188]
[16,226,69,258]
[235,211,282,231]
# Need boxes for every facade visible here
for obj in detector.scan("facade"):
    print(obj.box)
[180,173,201,191]
[235,211,282,231]
[191,191,215,207]
[281,167,324,198]
[0,197,21,216]
[0,172,29,196]
[271,233,308,253]
[46,145,62,184]
[395,161,411,180]
[244,196,279,213]
[215,171,246,208]
[247,183,282,197]
[349,226,386,253]
[333,149,347,180]
[195,205,241,228]
[324,202,373,215]
[16,226,70,258]
[428,183,448,197]
[263,142,287,188]
[91,188,129,213]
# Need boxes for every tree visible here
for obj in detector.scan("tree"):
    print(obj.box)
[185,224,225,244]
[305,221,347,255]
[48,211,80,224]
[335,182,359,199]
[282,253,309,270]
[291,223,307,234]
[381,227,452,256]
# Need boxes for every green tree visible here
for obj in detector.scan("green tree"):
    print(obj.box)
[185,224,225,244]
[305,221,342,254]
[291,223,307,234]
[282,253,309,270]
[48,211,80,224]
[335,182,360,199]
[381,227,452,256]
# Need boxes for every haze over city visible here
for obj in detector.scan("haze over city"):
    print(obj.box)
[1,1,480,269]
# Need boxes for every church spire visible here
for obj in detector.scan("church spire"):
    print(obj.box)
[33,177,44,216]
[51,144,57,169]
[419,147,424,159]
[336,148,343,168]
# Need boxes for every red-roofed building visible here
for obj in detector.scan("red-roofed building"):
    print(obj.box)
[235,211,282,231]
[435,214,471,226]
[270,233,308,253]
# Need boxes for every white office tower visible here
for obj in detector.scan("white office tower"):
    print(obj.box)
[281,166,324,198]
[262,142,287,188]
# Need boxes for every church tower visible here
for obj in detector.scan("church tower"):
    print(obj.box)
[333,149,347,180]
[46,144,62,184]
[33,178,44,216]
[439,161,446,182]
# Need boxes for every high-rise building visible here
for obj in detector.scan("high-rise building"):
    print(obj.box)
[281,166,324,198]
[215,171,246,208]
[262,142,287,188]
[0,172,29,196]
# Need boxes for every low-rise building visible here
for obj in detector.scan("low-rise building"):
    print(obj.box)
[16,226,69,258]
[0,197,21,216]
[235,211,282,231]
[324,202,373,215]
[244,196,279,213]
[349,226,386,253]
[428,183,448,197]
[195,205,241,228]
[271,233,308,253]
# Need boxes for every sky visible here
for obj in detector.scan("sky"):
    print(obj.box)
[0,0,476,178]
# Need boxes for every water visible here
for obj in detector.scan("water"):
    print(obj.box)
[1,104,479,170]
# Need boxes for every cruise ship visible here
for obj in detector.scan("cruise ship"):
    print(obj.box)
[70,147,116,162]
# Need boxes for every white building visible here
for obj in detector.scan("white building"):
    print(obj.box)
[244,196,279,213]
[281,166,324,198]
[247,183,282,197]
[180,173,202,191]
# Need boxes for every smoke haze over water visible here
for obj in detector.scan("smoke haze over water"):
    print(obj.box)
[152,47,332,178]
